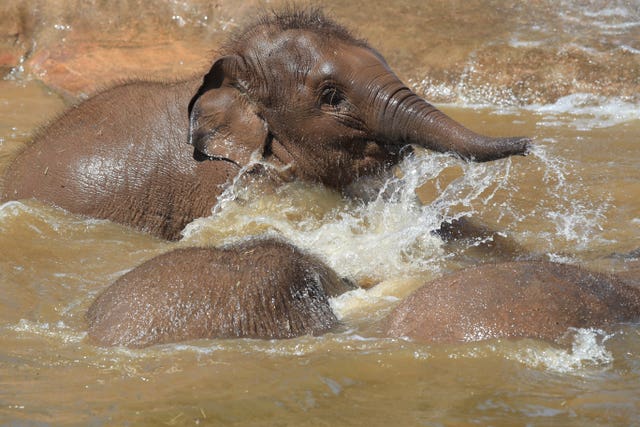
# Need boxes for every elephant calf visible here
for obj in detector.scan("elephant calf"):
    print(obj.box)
[1,8,530,240]
[86,238,353,348]
[384,261,640,343]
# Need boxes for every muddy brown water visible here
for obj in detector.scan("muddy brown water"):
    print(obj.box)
[1,1,639,425]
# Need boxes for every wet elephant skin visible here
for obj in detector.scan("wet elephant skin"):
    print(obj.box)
[87,238,354,348]
[1,8,529,240]
[384,260,640,343]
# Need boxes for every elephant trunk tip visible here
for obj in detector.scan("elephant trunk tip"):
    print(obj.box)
[464,135,533,162]
[388,98,533,163]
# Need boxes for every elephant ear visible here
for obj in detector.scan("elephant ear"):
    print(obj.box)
[188,56,268,167]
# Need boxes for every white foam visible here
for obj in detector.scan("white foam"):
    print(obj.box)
[561,2,638,30]
[7,319,86,344]
[183,138,615,282]
[594,21,640,31]
[415,79,640,127]
[545,253,579,265]
[583,7,633,18]
[528,147,612,250]
[619,44,640,54]
[525,93,640,130]
[143,332,394,359]
[508,37,544,48]
[0,200,32,218]
[330,287,400,320]
[513,328,614,373]
[53,23,72,31]
[581,4,640,33]
[545,205,608,250]
[0,200,119,237]
[183,153,512,282]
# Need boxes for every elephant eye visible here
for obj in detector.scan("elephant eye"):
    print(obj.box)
[319,86,345,108]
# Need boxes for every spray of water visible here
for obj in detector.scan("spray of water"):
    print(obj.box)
[525,93,640,130]
[514,328,614,373]
[182,152,514,282]
[529,145,611,252]
[7,319,86,345]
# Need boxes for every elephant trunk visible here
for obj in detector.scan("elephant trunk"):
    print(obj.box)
[375,86,530,162]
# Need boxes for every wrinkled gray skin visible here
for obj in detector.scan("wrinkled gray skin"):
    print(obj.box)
[1,80,229,241]
[384,260,640,343]
[87,238,354,348]
[1,9,529,240]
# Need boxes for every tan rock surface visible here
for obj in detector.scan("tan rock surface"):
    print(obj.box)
[1,0,638,103]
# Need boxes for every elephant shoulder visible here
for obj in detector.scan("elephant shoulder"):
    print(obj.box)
[86,238,353,347]
[383,260,640,344]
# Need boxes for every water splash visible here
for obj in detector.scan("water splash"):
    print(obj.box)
[7,319,86,344]
[183,132,616,276]
[411,74,524,107]
[525,93,640,130]
[514,328,614,373]
[0,200,98,233]
[182,152,513,281]
[412,84,640,130]
[531,147,611,251]
[562,0,640,36]
[441,328,616,373]
[330,283,403,321]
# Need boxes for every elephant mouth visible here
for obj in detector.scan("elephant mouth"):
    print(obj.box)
[361,139,413,165]
[192,147,241,167]
[193,147,212,162]
[190,129,217,161]
[381,142,414,157]
[191,136,412,174]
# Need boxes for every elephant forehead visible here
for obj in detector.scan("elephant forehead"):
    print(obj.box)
[247,30,324,70]
[246,31,385,80]
[314,44,388,80]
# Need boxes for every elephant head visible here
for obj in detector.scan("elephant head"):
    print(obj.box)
[188,9,530,189]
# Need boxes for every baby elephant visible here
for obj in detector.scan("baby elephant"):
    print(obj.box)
[2,8,529,241]
[384,261,640,343]
[87,239,353,348]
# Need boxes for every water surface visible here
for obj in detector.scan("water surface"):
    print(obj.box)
[1,1,639,425]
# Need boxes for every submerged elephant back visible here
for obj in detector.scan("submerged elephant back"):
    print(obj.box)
[383,260,640,343]
[1,79,234,240]
[86,238,353,348]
